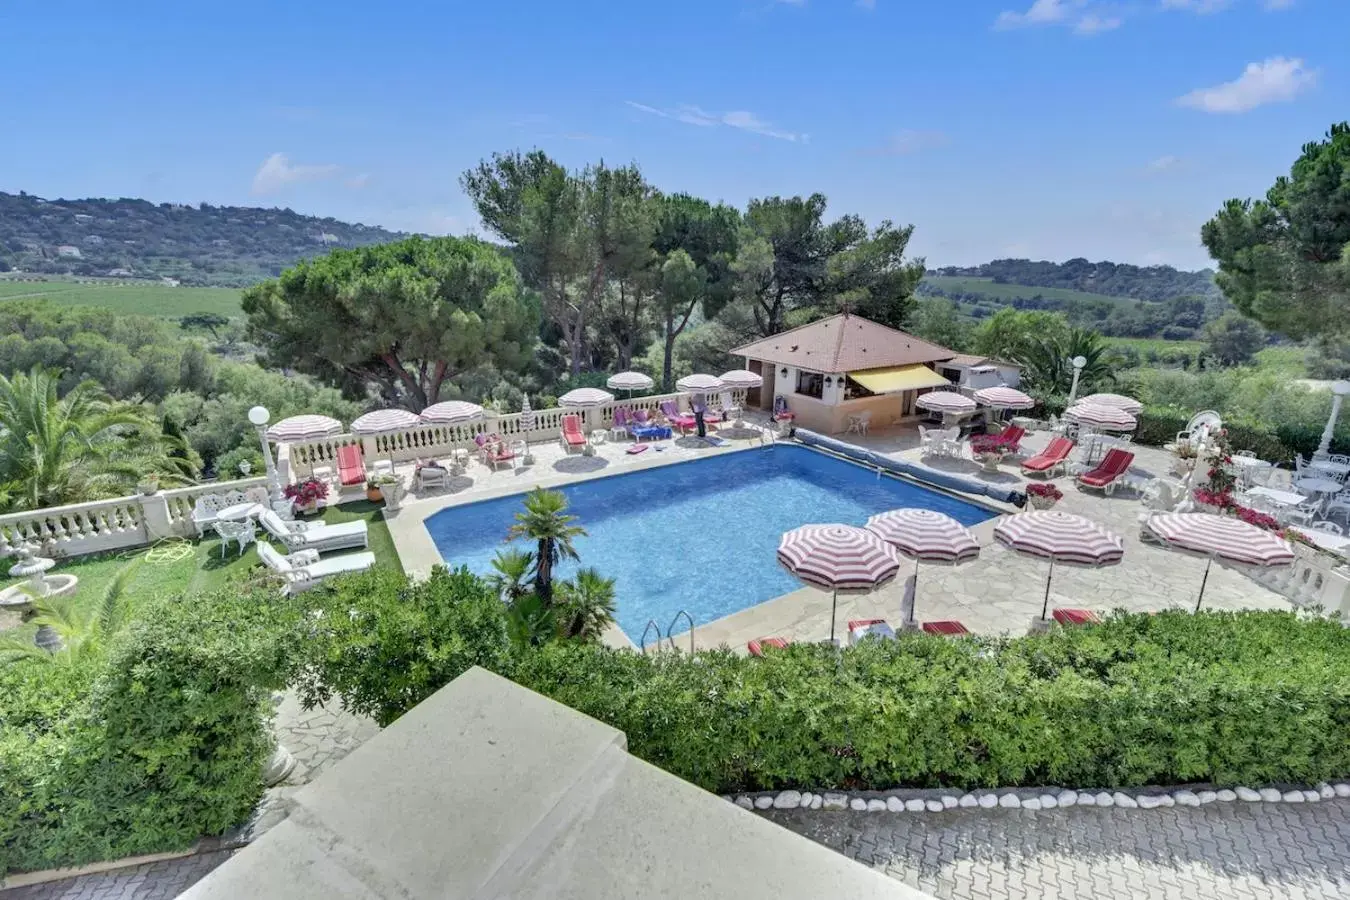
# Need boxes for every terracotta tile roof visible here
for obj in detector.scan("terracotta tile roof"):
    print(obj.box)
[947,354,1022,369]
[730,314,955,373]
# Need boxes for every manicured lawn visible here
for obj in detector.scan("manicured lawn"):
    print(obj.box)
[0,280,242,318]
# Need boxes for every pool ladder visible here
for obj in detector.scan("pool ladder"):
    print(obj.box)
[639,609,696,654]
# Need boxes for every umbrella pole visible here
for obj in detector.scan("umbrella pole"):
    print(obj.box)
[910,558,920,625]
[1040,558,1055,621]
[829,589,838,645]
[1195,557,1213,613]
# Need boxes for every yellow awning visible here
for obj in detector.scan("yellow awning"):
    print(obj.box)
[849,365,950,395]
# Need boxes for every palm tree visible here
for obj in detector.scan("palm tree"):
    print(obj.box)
[555,568,617,640]
[1017,329,1123,396]
[0,563,137,666]
[487,548,534,605]
[506,488,586,605]
[0,366,188,511]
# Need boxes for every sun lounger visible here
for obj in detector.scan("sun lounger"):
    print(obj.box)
[625,444,648,455]
[259,509,369,553]
[847,618,895,645]
[1021,436,1075,478]
[257,541,375,595]
[1052,608,1101,626]
[560,414,588,452]
[773,396,795,424]
[475,433,516,470]
[660,400,697,433]
[336,444,366,488]
[747,637,789,657]
[1076,448,1135,495]
[922,620,971,636]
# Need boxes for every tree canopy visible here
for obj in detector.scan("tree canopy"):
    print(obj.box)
[1203,311,1267,367]
[241,235,539,411]
[1201,122,1350,340]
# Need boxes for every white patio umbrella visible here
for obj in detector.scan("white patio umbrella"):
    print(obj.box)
[1144,513,1294,611]
[1079,393,1143,416]
[350,408,420,469]
[993,511,1124,623]
[676,373,723,394]
[558,387,615,408]
[606,371,654,396]
[777,524,901,643]
[265,414,343,443]
[973,386,1035,411]
[419,400,485,425]
[1064,402,1137,431]
[519,394,536,432]
[865,509,980,627]
[915,391,977,415]
[718,369,763,389]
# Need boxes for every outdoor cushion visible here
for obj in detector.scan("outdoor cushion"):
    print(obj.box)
[922,620,971,636]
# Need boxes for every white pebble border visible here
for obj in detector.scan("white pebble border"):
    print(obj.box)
[727,782,1350,814]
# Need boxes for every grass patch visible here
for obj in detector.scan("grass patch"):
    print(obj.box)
[0,281,242,318]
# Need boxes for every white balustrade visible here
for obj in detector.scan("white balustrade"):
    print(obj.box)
[161,478,268,537]
[0,497,150,558]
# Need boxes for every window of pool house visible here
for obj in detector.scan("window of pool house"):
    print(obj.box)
[795,370,824,399]
[843,376,875,401]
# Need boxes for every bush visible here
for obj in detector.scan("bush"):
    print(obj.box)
[0,588,301,875]
[1134,409,1301,464]
[292,566,514,727]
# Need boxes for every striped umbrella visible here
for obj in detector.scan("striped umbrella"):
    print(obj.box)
[719,369,763,389]
[265,414,343,443]
[973,386,1034,411]
[994,511,1125,622]
[778,524,901,643]
[419,401,485,425]
[866,508,980,626]
[519,394,536,433]
[350,408,420,469]
[677,373,723,395]
[1079,393,1143,415]
[915,391,976,415]
[558,388,615,408]
[1065,402,1137,431]
[606,371,654,395]
[1144,513,1294,611]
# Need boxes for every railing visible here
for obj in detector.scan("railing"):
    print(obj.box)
[0,476,269,559]
[285,390,748,477]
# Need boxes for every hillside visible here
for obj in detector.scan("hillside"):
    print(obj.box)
[0,191,406,287]
[930,258,1220,302]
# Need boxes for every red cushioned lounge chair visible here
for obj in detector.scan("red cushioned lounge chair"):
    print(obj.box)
[560,414,588,453]
[1021,436,1075,478]
[1052,608,1101,627]
[1076,448,1135,496]
[336,444,366,488]
[747,637,789,657]
[922,620,971,637]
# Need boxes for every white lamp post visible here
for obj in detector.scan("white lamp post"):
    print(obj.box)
[248,405,283,502]
[1066,355,1088,405]
[1315,381,1350,459]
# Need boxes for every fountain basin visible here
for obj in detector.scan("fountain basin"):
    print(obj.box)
[0,573,79,611]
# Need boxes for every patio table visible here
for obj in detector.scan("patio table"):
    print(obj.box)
[217,502,266,523]
[1309,459,1350,479]
[1296,477,1345,498]
[1290,526,1350,557]
[1246,486,1307,507]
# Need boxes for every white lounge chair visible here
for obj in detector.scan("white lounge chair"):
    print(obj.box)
[718,391,742,425]
[259,509,368,553]
[256,541,375,595]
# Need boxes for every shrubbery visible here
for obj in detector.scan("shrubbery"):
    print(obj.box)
[0,588,301,875]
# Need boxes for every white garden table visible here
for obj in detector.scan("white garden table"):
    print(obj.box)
[1296,478,1345,500]
[1309,459,1350,478]
[1246,487,1307,508]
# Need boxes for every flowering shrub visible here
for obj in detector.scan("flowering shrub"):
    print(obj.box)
[1026,482,1063,500]
[283,477,329,505]
[970,436,1009,456]
[1193,487,1234,509]
[1234,506,1281,531]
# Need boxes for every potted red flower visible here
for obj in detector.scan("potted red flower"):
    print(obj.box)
[969,435,1009,473]
[283,477,329,515]
[1026,482,1063,510]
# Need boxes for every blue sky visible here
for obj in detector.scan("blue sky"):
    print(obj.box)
[3,0,1343,269]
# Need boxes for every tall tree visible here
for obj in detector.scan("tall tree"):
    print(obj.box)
[1202,311,1267,367]
[823,217,926,329]
[972,308,1072,363]
[909,299,971,351]
[241,236,539,411]
[506,487,586,605]
[462,152,653,375]
[1201,123,1350,340]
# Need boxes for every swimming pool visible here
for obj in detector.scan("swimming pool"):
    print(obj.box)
[423,445,997,643]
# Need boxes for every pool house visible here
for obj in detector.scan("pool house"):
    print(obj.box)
[731,314,959,434]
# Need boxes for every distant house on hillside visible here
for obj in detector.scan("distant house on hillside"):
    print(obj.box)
[107,267,134,277]
[73,213,94,222]
[160,277,180,287]
[938,355,1022,391]
[56,245,82,258]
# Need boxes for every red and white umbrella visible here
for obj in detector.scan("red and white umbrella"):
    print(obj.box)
[915,391,976,415]
[676,373,723,394]
[973,386,1034,411]
[1079,393,1143,416]
[265,414,343,443]
[350,409,420,468]
[866,508,980,626]
[606,371,654,394]
[778,524,901,642]
[719,369,763,389]
[558,388,615,408]
[419,401,485,424]
[1065,402,1137,431]
[1144,513,1294,611]
[994,511,1124,622]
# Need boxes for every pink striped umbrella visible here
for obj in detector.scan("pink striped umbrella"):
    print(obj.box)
[1144,513,1294,611]
[915,391,976,415]
[419,401,485,424]
[1064,402,1137,431]
[350,409,420,468]
[994,511,1124,622]
[558,388,615,408]
[866,508,980,626]
[265,414,343,443]
[778,524,901,642]
[973,386,1035,411]
[1079,393,1143,416]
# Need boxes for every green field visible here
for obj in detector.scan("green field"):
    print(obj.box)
[0,280,243,318]
[923,276,1141,307]
[1104,337,1206,354]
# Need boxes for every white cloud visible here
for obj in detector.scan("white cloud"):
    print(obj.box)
[250,153,341,195]
[344,173,370,190]
[862,130,950,156]
[1074,13,1122,32]
[995,0,1119,35]
[1176,57,1315,113]
[1146,155,1182,172]
[625,101,806,142]
[1160,0,1233,12]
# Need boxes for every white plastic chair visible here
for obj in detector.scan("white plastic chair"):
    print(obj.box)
[1324,495,1350,527]
[846,410,872,436]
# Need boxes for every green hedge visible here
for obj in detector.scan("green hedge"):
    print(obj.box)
[0,588,300,876]
[1133,409,1350,464]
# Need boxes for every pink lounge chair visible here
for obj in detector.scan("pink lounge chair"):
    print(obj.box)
[1053,608,1101,627]
[336,444,366,487]
[560,414,587,452]
[999,425,1026,453]
[1077,448,1135,495]
[1021,436,1075,478]
[612,407,632,437]
[660,400,696,433]
[773,396,795,424]
[922,620,971,637]
[474,433,515,470]
[747,637,789,657]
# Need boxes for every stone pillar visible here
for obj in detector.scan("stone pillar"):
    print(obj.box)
[275,441,293,486]
[140,493,176,541]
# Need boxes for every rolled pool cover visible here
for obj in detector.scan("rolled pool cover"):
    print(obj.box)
[792,428,1027,508]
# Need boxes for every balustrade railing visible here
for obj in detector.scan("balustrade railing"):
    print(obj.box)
[161,478,268,536]
[0,497,150,558]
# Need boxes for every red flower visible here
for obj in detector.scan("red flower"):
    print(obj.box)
[1026,482,1063,500]
[284,477,330,505]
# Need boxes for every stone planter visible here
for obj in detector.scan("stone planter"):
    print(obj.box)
[1027,495,1060,511]
[382,482,404,512]
[974,453,1005,474]
[294,499,319,516]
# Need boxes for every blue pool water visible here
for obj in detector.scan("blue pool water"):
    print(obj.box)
[424,446,996,643]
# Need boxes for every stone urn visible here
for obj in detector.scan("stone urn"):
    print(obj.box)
[382,479,405,512]
[1028,494,1059,511]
